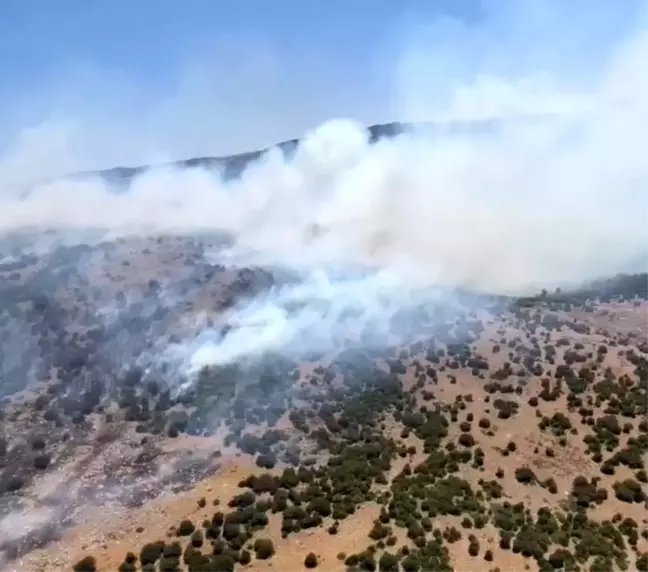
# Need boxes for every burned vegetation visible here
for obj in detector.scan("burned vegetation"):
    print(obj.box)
[0,237,646,572]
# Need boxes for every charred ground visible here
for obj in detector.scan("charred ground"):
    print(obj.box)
[0,232,646,572]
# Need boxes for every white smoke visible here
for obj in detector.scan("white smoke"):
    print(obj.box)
[2,101,646,294]
[163,268,440,374]
[0,1,647,377]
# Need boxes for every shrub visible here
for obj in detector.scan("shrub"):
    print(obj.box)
[401,554,421,571]
[158,556,180,572]
[163,543,182,559]
[304,552,319,569]
[229,491,256,508]
[256,453,277,469]
[190,530,203,548]
[548,548,573,570]
[176,519,195,536]
[378,552,399,571]
[614,479,647,503]
[514,467,537,484]
[458,433,475,447]
[140,542,165,565]
[369,522,390,540]
[6,475,25,493]
[33,453,51,470]
[124,552,137,564]
[635,552,648,572]
[543,477,558,494]
[239,549,251,565]
[73,556,97,572]
[308,496,332,517]
[253,538,275,560]
[210,554,235,572]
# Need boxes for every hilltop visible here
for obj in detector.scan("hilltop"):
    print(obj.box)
[63,116,552,187]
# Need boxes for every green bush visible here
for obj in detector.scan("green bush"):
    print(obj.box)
[176,519,195,536]
[253,538,275,560]
[514,467,537,484]
[140,541,165,565]
[378,551,399,571]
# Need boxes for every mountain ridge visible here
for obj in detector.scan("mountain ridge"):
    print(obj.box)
[71,115,555,185]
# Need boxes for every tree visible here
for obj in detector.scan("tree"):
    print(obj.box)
[378,552,399,571]
[308,496,332,517]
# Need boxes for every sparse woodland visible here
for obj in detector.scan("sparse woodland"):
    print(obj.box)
[0,239,646,572]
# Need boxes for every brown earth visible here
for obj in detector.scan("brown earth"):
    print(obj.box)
[0,240,646,572]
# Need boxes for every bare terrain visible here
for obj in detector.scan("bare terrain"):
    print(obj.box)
[0,233,646,572]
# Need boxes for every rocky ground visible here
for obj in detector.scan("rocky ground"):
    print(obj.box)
[0,234,646,572]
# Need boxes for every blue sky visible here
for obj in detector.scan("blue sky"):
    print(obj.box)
[0,0,645,165]
[1,0,480,93]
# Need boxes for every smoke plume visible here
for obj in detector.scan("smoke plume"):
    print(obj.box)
[3,5,648,564]
[0,1,647,379]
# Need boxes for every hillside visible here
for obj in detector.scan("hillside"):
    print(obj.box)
[0,229,645,572]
